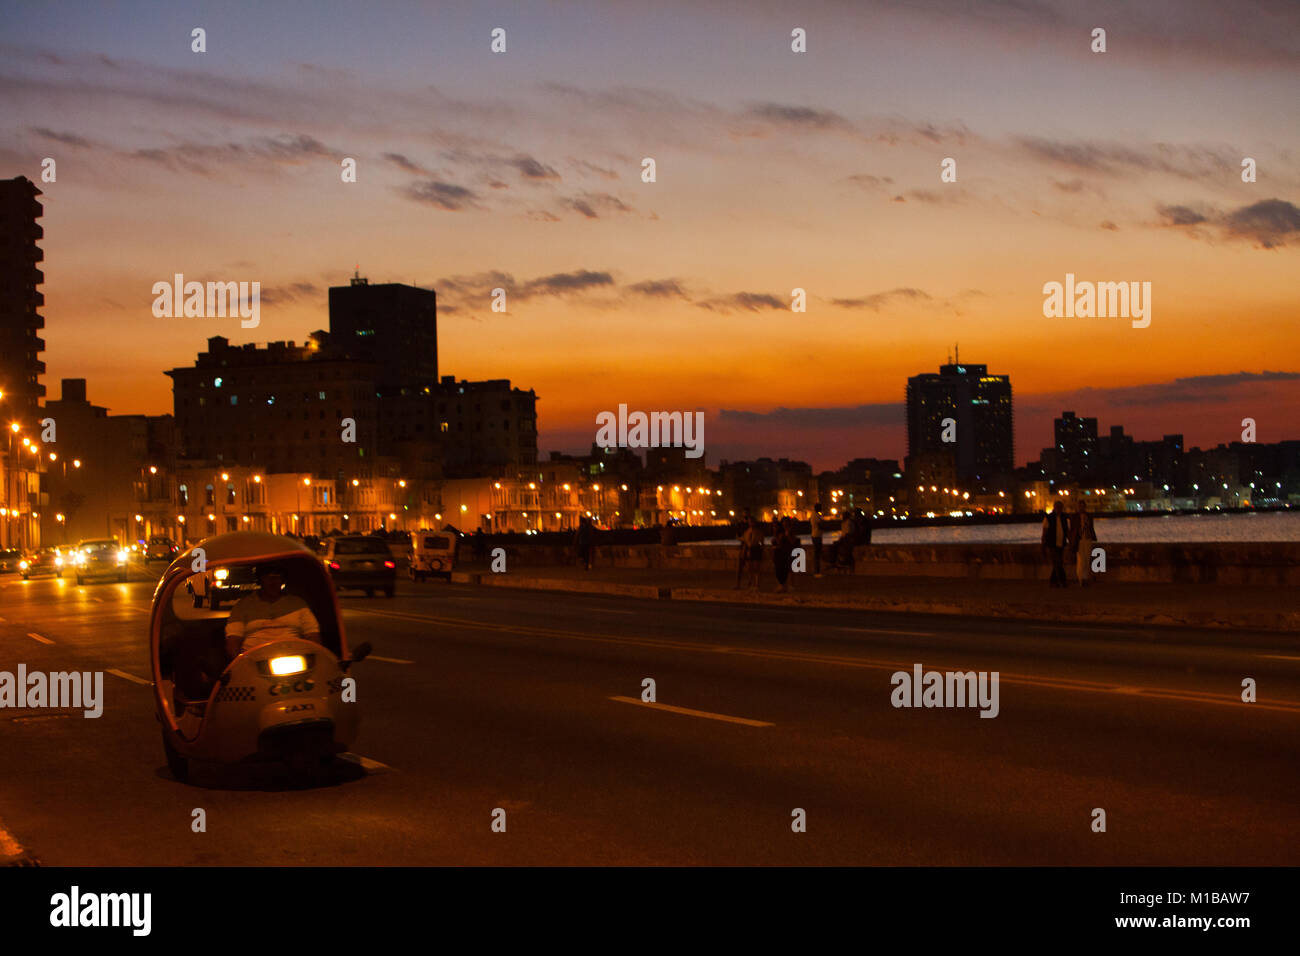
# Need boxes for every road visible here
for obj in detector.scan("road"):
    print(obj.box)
[1,564,1297,865]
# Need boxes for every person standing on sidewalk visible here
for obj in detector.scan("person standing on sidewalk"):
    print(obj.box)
[1073,500,1098,586]
[573,515,594,570]
[1041,500,1069,587]
[772,517,797,593]
[809,508,823,577]
[738,517,763,590]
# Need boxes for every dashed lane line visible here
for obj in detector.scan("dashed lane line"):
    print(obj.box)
[609,696,774,727]
[27,632,53,645]
[367,655,413,664]
[351,606,1300,715]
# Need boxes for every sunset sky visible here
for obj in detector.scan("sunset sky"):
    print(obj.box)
[3,0,1298,470]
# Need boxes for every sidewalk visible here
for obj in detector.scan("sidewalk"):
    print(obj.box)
[450,563,1300,633]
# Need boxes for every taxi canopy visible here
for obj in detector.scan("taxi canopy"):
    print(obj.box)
[153,532,347,660]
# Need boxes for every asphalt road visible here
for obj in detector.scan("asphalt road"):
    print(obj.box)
[1,564,1297,865]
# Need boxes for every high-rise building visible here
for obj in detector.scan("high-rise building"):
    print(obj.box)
[1053,410,1098,479]
[328,274,437,391]
[905,355,1013,483]
[0,176,46,426]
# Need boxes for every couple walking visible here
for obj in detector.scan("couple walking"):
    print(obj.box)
[735,516,799,592]
[1041,499,1098,587]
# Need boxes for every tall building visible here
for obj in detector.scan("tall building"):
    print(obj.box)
[0,176,46,426]
[328,274,437,390]
[1053,410,1098,479]
[905,355,1013,484]
[430,376,539,477]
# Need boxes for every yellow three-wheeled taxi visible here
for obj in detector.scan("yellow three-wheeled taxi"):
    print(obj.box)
[150,532,370,783]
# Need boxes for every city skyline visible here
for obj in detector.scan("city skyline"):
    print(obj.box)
[2,0,1298,470]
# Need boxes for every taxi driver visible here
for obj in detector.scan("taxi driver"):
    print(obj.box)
[224,563,321,659]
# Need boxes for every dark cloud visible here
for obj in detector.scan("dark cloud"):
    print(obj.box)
[721,402,903,429]
[568,158,619,180]
[746,103,849,129]
[559,192,632,218]
[1157,203,1208,226]
[847,173,894,190]
[399,180,479,211]
[1157,198,1300,247]
[696,292,786,313]
[626,279,688,299]
[383,152,426,174]
[259,282,320,306]
[1019,137,1237,182]
[30,127,90,148]
[564,197,597,218]
[1099,220,1119,231]
[124,133,338,175]
[256,134,331,159]
[522,270,615,295]
[1222,199,1300,248]
[1071,370,1300,409]
[435,270,517,299]
[509,155,559,180]
[831,288,931,310]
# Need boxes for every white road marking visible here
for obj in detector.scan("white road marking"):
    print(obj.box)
[832,626,938,637]
[368,655,413,664]
[1259,654,1300,661]
[609,695,773,727]
[356,607,1300,714]
[27,632,53,644]
[339,752,394,773]
[106,668,152,686]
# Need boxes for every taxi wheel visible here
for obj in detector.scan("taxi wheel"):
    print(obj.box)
[162,730,189,783]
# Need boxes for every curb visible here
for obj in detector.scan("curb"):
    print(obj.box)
[453,574,1299,633]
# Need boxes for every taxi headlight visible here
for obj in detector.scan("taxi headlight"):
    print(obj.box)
[19,560,28,570]
[268,655,308,677]
[54,556,63,566]
[75,553,87,565]
[214,568,229,582]
[116,550,128,563]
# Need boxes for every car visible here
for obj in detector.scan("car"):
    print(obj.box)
[71,538,129,585]
[187,562,259,610]
[321,535,396,597]
[20,546,66,579]
[0,549,22,574]
[408,530,457,581]
[146,536,179,562]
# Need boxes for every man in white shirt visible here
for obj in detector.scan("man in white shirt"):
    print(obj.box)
[225,563,321,659]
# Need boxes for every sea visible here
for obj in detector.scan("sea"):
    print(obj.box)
[870,511,1300,545]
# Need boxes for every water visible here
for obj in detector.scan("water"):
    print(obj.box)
[700,512,1300,546]
[869,512,1300,545]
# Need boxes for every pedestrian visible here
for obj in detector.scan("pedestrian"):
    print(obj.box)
[1041,500,1069,587]
[772,517,797,593]
[739,517,763,589]
[573,515,593,570]
[854,508,873,546]
[809,508,823,577]
[659,517,677,546]
[1073,500,1098,586]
